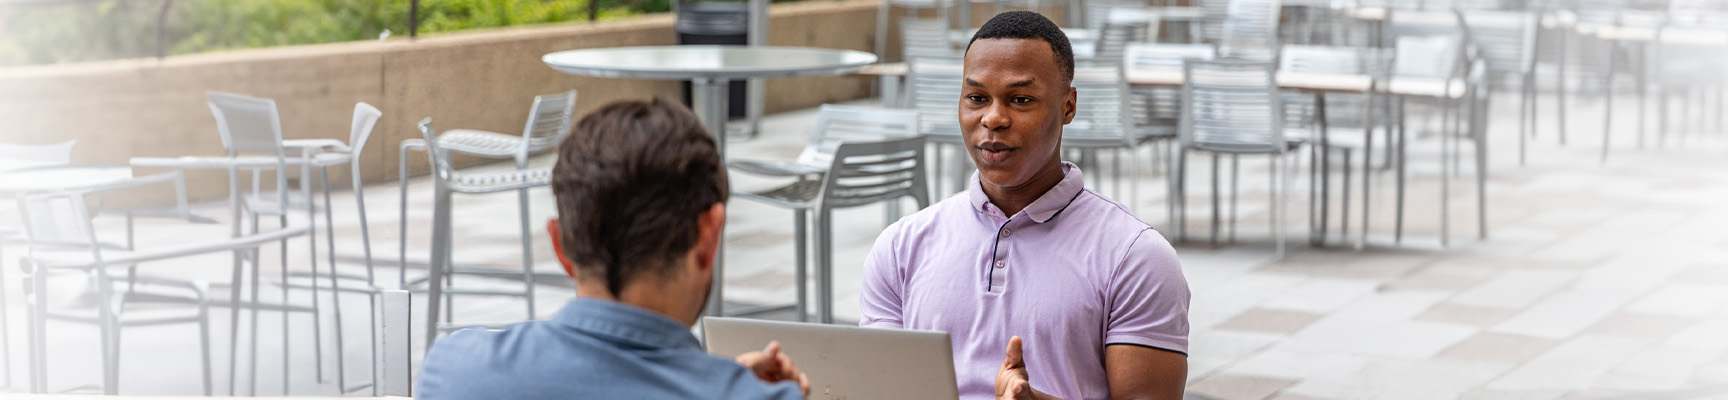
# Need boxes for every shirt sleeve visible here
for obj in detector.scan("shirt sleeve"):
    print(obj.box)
[858,221,906,328]
[1104,228,1190,355]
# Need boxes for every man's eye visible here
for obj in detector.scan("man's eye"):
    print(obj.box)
[1011,97,1033,104]
[967,95,987,103]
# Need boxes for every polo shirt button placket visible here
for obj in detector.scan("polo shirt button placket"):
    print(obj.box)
[994,260,1006,269]
[1000,227,1011,238]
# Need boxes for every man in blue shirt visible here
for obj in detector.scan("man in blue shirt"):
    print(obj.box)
[417,97,810,399]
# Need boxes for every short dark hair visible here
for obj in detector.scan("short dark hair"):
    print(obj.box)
[965,11,1075,83]
[551,96,729,296]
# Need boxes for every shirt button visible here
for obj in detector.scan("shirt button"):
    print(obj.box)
[1000,228,1012,238]
[994,261,1006,269]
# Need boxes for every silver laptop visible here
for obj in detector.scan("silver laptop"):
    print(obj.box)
[702,317,960,400]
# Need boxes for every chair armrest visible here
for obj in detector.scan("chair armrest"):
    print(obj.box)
[728,160,826,177]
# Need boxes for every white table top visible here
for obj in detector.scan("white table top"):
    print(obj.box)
[542,45,878,81]
[0,165,139,195]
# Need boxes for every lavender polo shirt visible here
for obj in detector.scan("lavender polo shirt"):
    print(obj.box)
[859,162,1189,400]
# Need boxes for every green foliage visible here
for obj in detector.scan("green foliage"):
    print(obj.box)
[0,0,685,67]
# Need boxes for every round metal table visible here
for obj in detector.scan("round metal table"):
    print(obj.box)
[542,45,877,319]
[543,45,879,157]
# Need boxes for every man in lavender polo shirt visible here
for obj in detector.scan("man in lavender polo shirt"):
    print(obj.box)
[859,11,1190,400]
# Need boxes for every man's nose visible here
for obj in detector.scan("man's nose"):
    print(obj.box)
[980,101,1011,130]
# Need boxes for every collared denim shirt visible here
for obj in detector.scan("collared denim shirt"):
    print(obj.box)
[418,298,802,400]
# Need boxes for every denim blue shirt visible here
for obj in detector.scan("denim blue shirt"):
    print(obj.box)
[417,298,803,400]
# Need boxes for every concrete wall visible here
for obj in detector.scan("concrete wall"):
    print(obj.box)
[0,0,900,205]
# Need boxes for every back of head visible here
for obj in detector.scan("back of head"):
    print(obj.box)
[967,11,1076,84]
[551,96,729,296]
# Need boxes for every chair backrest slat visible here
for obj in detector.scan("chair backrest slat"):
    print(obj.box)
[797,104,921,168]
[822,136,927,209]
[206,92,286,158]
[349,102,383,158]
[1181,59,1285,152]
[523,90,579,149]
[907,57,966,137]
[18,192,98,251]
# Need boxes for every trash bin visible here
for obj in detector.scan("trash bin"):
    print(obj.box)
[678,1,749,118]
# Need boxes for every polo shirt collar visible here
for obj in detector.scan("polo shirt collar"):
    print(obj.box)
[968,161,1086,223]
[551,297,701,350]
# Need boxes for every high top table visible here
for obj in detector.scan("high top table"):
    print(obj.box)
[542,45,877,319]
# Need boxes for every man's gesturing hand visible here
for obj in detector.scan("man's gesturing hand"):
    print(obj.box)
[995,336,1035,400]
[735,341,812,397]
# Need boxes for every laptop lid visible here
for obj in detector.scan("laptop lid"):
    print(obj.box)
[702,317,960,400]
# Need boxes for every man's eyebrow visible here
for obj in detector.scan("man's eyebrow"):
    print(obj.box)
[962,78,1038,88]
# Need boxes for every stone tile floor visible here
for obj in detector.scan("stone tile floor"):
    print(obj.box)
[3,90,1728,399]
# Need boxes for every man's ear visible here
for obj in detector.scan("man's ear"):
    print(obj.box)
[692,203,727,273]
[1062,85,1078,124]
[546,218,578,279]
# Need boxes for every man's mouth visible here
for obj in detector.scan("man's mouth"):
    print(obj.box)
[977,143,1015,164]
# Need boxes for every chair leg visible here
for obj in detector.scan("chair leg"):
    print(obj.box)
[398,142,422,290]
[31,261,49,393]
[301,166,324,388]
[0,246,11,392]
[250,215,263,396]
[281,214,293,394]
[517,187,536,320]
[817,208,834,324]
[793,210,809,323]
[1341,147,1352,243]
[321,167,348,390]
[1209,152,1221,248]
[1274,153,1286,259]
[1228,154,1239,244]
[1602,42,1617,164]
[1560,31,1574,146]
[425,185,454,352]
[197,281,213,397]
[1395,97,1407,245]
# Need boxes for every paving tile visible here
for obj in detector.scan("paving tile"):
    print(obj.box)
[1438,332,1561,364]
[1187,374,1298,400]
[1214,308,1326,334]
[1188,329,1284,380]
[1459,389,1567,400]
[1258,278,1382,313]
[1225,349,1370,382]
[1449,270,1577,309]
[1491,290,1642,340]
[1594,345,1715,392]
[1487,335,1654,391]
[1624,283,1728,317]
[1381,265,1498,292]
[1415,303,1521,327]
[1581,311,1696,340]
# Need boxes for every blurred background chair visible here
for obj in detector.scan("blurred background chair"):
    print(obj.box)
[205,91,328,396]
[729,104,921,322]
[903,56,968,195]
[1123,43,1217,178]
[17,190,307,395]
[1172,59,1300,258]
[808,135,929,323]
[396,91,575,324]
[878,0,950,62]
[411,118,553,349]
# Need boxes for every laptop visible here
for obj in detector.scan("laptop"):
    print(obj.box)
[702,317,960,399]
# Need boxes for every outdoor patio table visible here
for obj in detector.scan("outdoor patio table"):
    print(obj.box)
[542,45,877,318]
